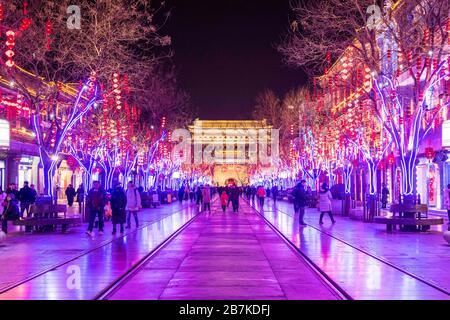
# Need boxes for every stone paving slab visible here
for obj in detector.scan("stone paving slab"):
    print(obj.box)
[0,201,198,300]
[109,201,341,300]
[257,198,450,300]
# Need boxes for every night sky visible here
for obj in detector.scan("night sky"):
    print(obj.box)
[164,0,307,120]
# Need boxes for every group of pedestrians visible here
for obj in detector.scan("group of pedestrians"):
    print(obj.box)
[291,180,335,226]
[85,181,142,237]
[0,182,39,234]
[219,185,240,213]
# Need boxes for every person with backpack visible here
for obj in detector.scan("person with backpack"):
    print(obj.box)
[126,181,142,228]
[86,181,107,237]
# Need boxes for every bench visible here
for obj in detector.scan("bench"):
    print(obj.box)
[374,204,443,231]
[13,204,80,233]
[374,216,444,232]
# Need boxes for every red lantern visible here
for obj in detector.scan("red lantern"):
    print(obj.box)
[425,147,434,160]
[5,30,15,68]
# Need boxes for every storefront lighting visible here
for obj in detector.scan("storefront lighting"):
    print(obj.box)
[51,155,59,161]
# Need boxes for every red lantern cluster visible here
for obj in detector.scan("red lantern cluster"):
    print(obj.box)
[45,19,52,50]
[113,73,122,109]
[5,30,15,68]
[161,116,166,129]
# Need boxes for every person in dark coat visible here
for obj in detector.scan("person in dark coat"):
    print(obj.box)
[76,184,85,203]
[65,184,76,207]
[381,184,390,209]
[1,193,20,234]
[18,181,34,218]
[195,186,203,205]
[110,183,127,235]
[293,180,308,226]
[271,185,279,204]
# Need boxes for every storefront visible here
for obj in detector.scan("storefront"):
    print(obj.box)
[18,156,39,188]
[416,158,441,208]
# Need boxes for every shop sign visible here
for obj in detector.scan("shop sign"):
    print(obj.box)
[443,120,450,148]
[0,119,10,148]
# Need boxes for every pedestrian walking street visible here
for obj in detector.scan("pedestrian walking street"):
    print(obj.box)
[0,197,449,300]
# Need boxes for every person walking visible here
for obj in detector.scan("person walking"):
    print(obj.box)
[202,184,211,212]
[444,184,450,224]
[110,183,127,235]
[230,185,240,213]
[65,184,76,207]
[272,185,279,204]
[178,185,185,203]
[256,185,266,208]
[1,193,20,234]
[381,184,390,209]
[18,181,34,218]
[220,190,228,213]
[86,181,107,236]
[318,183,336,225]
[293,180,308,226]
[196,186,203,206]
[126,181,142,228]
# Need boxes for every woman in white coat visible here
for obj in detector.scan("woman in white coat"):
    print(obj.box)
[125,181,142,228]
[318,182,336,225]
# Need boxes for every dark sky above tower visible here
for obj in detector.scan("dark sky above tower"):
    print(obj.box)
[164,0,308,120]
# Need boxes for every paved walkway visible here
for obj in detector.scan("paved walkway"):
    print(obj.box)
[252,198,450,300]
[0,200,198,299]
[109,200,341,300]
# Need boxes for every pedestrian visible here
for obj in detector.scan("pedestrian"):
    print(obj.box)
[110,183,127,235]
[230,185,240,212]
[293,180,308,226]
[196,186,203,206]
[318,182,336,225]
[18,181,34,218]
[0,187,6,205]
[202,184,211,212]
[1,193,20,234]
[220,190,228,213]
[29,184,37,204]
[272,185,279,204]
[444,184,450,224]
[381,184,390,209]
[6,183,19,200]
[65,184,76,207]
[126,181,142,228]
[178,185,185,203]
[251,186,256,204]
[256,185,266,208]
[76,183,85,214]
[266,187,271,199]
[86,181,107,237]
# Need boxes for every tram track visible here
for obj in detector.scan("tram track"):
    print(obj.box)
[0,202,199,297]
[252,200,450,298]
[246,199,351,300]
[94,198,218,300]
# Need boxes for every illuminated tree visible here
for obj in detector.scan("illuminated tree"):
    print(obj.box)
[280,0,450,202]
